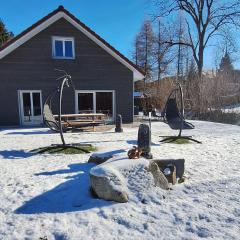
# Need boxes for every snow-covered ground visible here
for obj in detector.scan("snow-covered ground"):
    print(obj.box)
[0,121,240,240]
[221,103,240,114]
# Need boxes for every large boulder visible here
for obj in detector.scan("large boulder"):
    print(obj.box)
[90,158,168,203]
[90,165,129,203]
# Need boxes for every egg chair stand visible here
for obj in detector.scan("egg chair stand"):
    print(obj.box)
[160,83,201,144]
[42,71,93,153]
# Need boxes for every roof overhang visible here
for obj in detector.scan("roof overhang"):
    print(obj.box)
[0,7,145,81]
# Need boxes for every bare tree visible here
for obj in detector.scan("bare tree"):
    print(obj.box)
[132,33,141,66]
[185,59,201,109]
[132,20,155,87]
[152,0,240,79]
[153,18,175,86]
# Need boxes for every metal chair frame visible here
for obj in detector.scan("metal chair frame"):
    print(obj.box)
[160,83,201,144]
[42,70,92,152]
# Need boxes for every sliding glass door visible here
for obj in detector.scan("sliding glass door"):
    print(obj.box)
[76,91,115,120]
[77,92,94,113]
[96,92,113,116]
[19,90,43,125]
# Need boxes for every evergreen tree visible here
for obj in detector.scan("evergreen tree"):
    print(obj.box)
[0,19,13,47]
[219,51,234,72]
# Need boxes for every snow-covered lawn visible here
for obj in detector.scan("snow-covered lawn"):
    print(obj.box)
[0,121,240,240]
[222,103,240,114]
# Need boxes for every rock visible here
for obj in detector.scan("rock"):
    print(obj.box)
[88,153,112,165]
[152,159,185,178]
[115,114,123,132]
[137,124,153,159]
[90,174,129,203]
[147,161,169,190]
[90,158,168,203]
[90,164,129,202]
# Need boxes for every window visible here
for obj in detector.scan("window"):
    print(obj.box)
[76,91,115,121]
[52,37,75,59]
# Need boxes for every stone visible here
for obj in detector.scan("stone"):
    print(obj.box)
[90,173,129,203]
[90,162,129,202]
[88,154,112,165]
[147,161,169,190]
[137,124,153,159]
[115,114,123,132]
[152,159,185,178]
[90,158,169,203]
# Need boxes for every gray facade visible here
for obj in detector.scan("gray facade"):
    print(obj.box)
[0,17,137,126]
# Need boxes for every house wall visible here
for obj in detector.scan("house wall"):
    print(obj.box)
[0,18,133,125]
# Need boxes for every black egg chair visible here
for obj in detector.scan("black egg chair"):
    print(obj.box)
[160,83,201,144]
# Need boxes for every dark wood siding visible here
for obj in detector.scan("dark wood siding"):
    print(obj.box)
[0,18,133,125]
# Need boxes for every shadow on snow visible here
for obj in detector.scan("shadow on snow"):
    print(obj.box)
[15,162,115,214]
[0,150,35,159]
[5,129,54,135]
[127,140,160,146]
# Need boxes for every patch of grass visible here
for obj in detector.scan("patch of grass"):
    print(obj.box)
[164,138,190,144]
[39,237,48,240]
[31,144,96,154]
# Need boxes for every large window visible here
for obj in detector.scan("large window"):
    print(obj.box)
[96,92,113,116]
[78,93,94,113]
[76,91,115,120]
[52,37,75,59]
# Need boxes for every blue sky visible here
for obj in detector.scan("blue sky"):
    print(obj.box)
[0,0,151,60]
[0,0,237,70]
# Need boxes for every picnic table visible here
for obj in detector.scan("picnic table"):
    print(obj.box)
[54,113,106,131]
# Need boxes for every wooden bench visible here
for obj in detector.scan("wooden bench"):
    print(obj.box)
[54,113,106,131]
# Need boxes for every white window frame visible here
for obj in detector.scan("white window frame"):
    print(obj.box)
[52,36,75,59]
[75,90,116,120]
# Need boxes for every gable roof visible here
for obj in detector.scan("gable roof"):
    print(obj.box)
[0,5,144,81]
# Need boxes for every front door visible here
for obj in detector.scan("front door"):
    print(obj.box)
[19,91,43,126]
